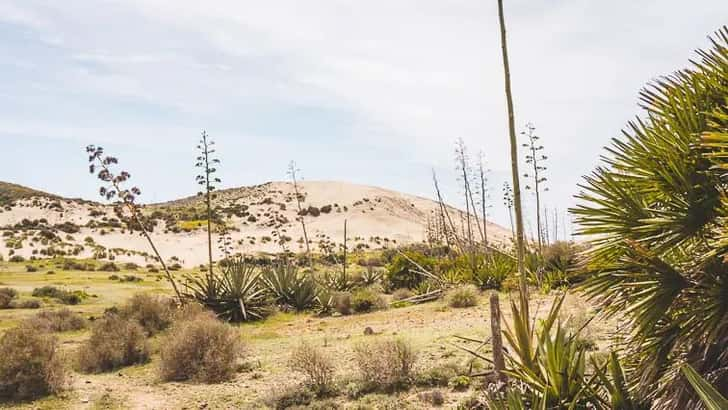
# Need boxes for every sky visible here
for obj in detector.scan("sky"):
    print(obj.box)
[1,1,726,235]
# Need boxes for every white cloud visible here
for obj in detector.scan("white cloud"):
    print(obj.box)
[1,0,726,228]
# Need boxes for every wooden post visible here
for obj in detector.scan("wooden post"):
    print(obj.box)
[490,292,506,381]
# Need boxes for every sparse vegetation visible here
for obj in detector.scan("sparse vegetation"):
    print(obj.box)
[77,314,150,373]
[0,325,66,401]
[353,339,417,392]
[447,285,478,308]
[27,308,87,332]
[288,342,336,396]
[159,311,242,383]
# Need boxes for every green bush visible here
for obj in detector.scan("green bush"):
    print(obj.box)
[447,286,478,308]
[98,262,119,272]
[385,251,435,289]
[31,286,86,305]
[0,288,18,309]
[0,326,66,401]
[264,384,314,409]
[351,288,386,313]
[159,311,242,383]
[77,315,150,373]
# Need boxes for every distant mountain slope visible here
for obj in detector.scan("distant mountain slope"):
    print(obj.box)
[0,180,510,267]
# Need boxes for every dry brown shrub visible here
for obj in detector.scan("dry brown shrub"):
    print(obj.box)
[27,308,87,332]
[353,338,417,391]
[0,326,67,401]
[77,314,150,373]
[119,293,174,336]
[159,311,242,383]
[288,342,336,395]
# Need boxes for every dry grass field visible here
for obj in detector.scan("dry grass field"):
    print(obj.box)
[0,259,611,410]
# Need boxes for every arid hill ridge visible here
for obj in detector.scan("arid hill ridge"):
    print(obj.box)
[0,180,510,267]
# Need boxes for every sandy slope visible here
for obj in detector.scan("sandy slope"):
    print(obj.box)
[0,180,510,267]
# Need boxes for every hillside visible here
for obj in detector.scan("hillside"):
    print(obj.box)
[0,180,510,267]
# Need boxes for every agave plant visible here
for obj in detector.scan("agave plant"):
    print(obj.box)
[472,251,515,290]
[359,265,382,287]
[183,256,271,322]
[262,263,318,311]
[571,26,728,408]
[321,269,355,292]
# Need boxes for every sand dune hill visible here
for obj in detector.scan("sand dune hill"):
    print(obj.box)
[0,180,510,267]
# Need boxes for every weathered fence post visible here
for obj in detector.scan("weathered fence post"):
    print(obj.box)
[490,292,506,382]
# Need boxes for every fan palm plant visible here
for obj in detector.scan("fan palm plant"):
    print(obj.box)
[571,26,728,408]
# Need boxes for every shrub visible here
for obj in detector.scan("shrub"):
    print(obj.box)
[353,339,417,391]
[416,361,464,387]
[333,291,352,315]
[385,251,435,289]
[448,375,471,391]
[159,312,242,383]
[288,342,336,396]
[25,265,38,272]
[98,262,119,272]
[9,255,25,263]
[28,308,86,332]
[16,299,41,309]
[77,315,150,373]
[0,288,18,309]
[447,286,478,308]
[351,288,386,313]
[418,390,445,406]
[264,384,314,409]
[31,286,85,305]
[123,262,140,270]
[119,293,174,336]
[0,326,66,401]
[392,288,413,301]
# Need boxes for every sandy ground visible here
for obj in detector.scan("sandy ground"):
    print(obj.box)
[0,181,511,267]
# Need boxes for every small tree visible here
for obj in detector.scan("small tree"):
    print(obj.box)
[86,145,182,303]
[521,123,548,253]
[195,131,221,298]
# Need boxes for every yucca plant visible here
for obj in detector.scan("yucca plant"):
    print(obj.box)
[263,263,318,311]
[682,364,728,410]
[590,352,649,410]
[359,265,382,287]
[571,26,728,408]
[472,251,515,290]
[183,256,271,322]
[502,294,598,408]
[321,269,355,292]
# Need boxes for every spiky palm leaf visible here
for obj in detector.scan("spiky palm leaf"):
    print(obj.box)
[183,256,271,322]
[571,26,728,408]
[262,263,318,311]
